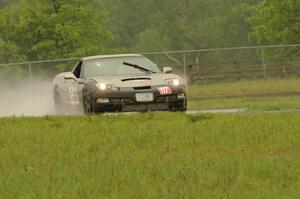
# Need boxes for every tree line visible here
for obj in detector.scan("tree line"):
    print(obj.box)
[0,0,299,64]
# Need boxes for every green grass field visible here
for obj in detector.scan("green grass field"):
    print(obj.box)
[1,113,300,198]
[188,95,300,111]
[188,78,300,98]
[188,78,300,111]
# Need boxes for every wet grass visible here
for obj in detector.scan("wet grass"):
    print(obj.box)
[1,113,300,198]
[188,78,300,111]
[188,95,300,111]
[188,78,300,98]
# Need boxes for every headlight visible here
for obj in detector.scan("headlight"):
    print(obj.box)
[96,83,113,90]
[166,79,180,86]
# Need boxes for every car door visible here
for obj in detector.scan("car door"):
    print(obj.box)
[61,61,83,105]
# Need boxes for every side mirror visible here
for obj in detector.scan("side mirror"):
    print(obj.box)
[64,73,77,80]
[163,67,173,74]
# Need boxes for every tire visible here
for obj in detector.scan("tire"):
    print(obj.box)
[82,88,93,115]
[54,89,64,115]
[170,100,187,112]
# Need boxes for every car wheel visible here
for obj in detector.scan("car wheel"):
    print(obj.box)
[169,100,187,112]
[54,89,64,115]
[82,88,93,115]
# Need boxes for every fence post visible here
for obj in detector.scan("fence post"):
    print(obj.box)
[28,63,32,80]
[261,48,267,79]
[182,52,189,98]
[183,53,187,80]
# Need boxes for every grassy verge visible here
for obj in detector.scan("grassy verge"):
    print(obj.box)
[1,113,300,198]
[188,95,300,111]
[188,78,300,99]
[188,78,300,111]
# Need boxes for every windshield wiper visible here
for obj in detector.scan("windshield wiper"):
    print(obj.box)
[123,62,156,74]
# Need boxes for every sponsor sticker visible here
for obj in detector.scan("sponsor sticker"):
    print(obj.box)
[158,87,172,95]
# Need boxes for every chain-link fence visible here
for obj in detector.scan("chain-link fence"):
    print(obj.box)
[0,44,299,84]
[0,44,298,116]
[142,44,300,84]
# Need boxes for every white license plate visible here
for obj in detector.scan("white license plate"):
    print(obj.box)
[135,93,154,102]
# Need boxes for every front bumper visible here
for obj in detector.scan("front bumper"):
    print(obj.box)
[91,85,187,112]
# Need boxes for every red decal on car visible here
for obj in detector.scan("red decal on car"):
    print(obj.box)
[158,87,172,95]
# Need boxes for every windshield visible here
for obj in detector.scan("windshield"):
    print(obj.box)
[82,56,161,77]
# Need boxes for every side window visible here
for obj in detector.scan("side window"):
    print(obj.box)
[73,61,82,78]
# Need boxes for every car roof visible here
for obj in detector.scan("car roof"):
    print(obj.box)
[82,54,143,61]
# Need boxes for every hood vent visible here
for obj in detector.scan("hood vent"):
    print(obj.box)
[122,77,151,82]
[134,86,151,90]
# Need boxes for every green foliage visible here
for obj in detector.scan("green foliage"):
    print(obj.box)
[0,0,298,75]
[97,0,155,49]
[134,0,261,51]
[0,0,114,62]
[0,38,24,62]
[248,0,300,57]
[1,113,300,198]
[249,0,300,45]
[128,0,263,71]
[0,37,26,79]
[98,0,261,53]
[0,0,18,8]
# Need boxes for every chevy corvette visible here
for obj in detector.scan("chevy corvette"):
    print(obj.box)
[53,54,187,114]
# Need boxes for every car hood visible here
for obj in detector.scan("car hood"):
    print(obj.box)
[89,74,182,87]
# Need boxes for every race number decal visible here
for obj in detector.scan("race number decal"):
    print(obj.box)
[68,87,79,105]
[158,87,172,95]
